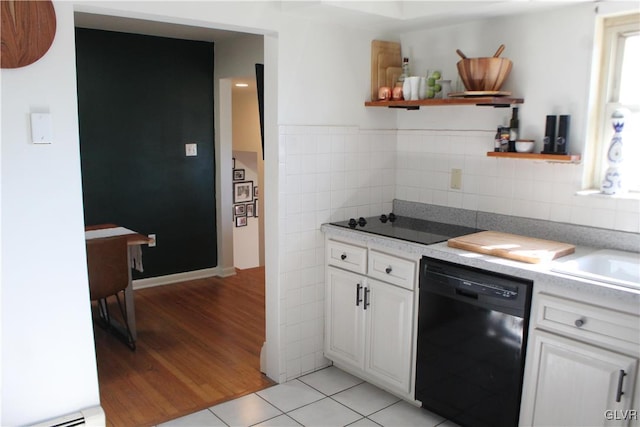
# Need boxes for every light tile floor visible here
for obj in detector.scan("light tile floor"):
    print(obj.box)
[158,366,459,427]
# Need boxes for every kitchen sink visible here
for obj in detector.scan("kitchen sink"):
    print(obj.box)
[551,249,640,290]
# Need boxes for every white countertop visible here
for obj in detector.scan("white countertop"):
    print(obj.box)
[321,223,640,315]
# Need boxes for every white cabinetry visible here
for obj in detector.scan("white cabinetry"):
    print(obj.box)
[521,292,640,427]
[325,239,417,395]
[326,268,365,367]
[365,278,414,392]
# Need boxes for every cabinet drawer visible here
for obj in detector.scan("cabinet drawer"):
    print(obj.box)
[326,240,367,274]
[368,250,416,290]
[535,293,640,352]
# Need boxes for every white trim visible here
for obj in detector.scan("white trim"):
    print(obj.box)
[132,267,223,290]
[81,406,106,427]
[576,189,640,200]
[218,266,238,277]
[586,11,640,191]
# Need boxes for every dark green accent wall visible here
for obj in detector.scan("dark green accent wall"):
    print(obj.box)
[75,28,217,278]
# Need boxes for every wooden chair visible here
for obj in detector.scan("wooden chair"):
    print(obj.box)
[86,236,136,350]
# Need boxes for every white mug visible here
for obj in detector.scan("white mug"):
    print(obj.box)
[418,77,427,100]
[408,76,420,101]
[402,79,411,101]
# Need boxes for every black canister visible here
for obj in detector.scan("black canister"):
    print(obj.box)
[555,115,570,154]
[542,115,556,153]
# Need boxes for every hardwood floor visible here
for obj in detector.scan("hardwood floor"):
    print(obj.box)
[92,267,274,427]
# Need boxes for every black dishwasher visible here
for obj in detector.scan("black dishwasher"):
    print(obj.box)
[416,257,533,427]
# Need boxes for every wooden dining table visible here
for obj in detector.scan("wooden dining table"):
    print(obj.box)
[85,224,151,341]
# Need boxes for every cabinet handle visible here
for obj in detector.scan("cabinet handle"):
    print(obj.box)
[356,283,362,306]
[364,287,370,310]
[616,370,627,403]
[341,253,347,260]
[385,266,392,274]
[574,318,585,328]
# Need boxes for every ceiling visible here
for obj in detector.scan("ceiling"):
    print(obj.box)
[278,1,594,32]
[75,1,594,43]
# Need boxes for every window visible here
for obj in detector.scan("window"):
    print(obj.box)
[588,12,640,193]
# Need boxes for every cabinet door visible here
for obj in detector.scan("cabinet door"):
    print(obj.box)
[325,267,365,369]
[525,330,638,427]
[365,278,414,393]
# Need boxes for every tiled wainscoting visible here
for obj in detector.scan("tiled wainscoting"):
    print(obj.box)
[395,129,639,233]
[277,125,397,380]
[275,124,638,385]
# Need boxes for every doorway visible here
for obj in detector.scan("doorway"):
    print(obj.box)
[231,77,265,270]
[75,11,270,426]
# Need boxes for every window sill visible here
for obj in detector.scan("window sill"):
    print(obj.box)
[576,189,640,201]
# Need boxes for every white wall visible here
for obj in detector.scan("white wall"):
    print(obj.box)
[277,16,397,129]
[2,2,638,424]
[394,3,640,232]
[0,3,100,425]
[397,3,595,141]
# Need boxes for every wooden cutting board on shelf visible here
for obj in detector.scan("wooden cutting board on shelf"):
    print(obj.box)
[371,40,401,101]
[447,231,575,264]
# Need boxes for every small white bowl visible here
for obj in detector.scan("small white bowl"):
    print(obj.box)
[515,140,535,153]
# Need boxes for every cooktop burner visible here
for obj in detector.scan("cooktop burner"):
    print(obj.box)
[329,213,481,246]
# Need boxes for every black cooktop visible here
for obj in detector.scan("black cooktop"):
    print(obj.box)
[329,213,481,246]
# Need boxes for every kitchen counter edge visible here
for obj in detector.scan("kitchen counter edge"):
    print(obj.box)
[321,223,640,314]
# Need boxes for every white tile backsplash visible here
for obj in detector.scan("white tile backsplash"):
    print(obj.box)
[395,129,638,231]
[278,125,396,381]
[277,125,637,385]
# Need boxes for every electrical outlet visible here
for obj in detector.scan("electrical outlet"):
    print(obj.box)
[185,143,197,157]
[148,234,156,247]
[450,168,462,190]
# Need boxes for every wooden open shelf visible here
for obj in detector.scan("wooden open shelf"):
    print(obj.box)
[365,97,524,109]
[487,151,581,163]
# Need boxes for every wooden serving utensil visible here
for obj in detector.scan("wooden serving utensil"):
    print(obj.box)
[493,44,505,58]
[456,49,467,59]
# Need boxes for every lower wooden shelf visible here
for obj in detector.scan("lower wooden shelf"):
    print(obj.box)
[487,152,581,163]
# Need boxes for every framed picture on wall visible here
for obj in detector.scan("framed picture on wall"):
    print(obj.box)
[234,204,246,216]
[232,157,236,168]
[254,186,259,197]
[254,199,259,217]
[235,216,247,227]
[233,181,253,203]
[246,203,254,217]
[233,169,245,181]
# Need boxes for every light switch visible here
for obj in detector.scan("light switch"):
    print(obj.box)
[185,143,197,157]
[30,113,53,144]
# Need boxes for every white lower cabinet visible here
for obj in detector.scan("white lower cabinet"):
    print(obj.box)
[521,292,640,427]
[524,330,637,427]
[365,278,414,392]
[325,267,365,368]
[325,239,416,396]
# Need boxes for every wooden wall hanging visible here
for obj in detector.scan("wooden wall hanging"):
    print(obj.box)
[1,0,57,69]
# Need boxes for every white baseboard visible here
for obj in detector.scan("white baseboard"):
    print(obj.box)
[132,267,227,290]
[218,266,237,277]
[81,406,106,427]
[260,341,267,374]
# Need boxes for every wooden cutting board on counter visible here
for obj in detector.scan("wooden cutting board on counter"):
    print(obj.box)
[447,231,575,264]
